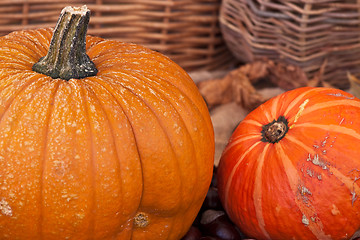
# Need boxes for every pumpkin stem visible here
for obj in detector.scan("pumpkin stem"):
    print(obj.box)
[261,116,289,143]
[32,5,97,80]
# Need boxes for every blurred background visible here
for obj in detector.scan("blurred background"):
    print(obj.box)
[0,0,235,73]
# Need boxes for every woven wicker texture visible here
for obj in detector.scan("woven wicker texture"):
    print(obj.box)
[0,0,234,72]
[220,0,360,88]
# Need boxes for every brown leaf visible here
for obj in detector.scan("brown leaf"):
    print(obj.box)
[267,60,308,90]
[197,75,233,109]
[197,67,265,111]
[238,61,269,83]
[229,68,264,110]
[347,72,360,99]
[197,60,317,112]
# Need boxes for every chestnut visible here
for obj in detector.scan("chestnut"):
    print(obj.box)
[211,166,218,188]
[201,187,223,211]
[181,226,202,240]
[192,211,202,227]
[199,237,221,240]
[200,209,242,240]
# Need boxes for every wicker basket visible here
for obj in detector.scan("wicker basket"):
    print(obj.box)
[0,0,235,72]
[220,0,360,89]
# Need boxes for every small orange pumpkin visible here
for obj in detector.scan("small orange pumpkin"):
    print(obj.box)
[0,6,214,240]
[217,87,360,240]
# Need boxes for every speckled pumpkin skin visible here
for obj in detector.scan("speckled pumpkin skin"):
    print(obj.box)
[0,28,214,240]
[217,87,360,240]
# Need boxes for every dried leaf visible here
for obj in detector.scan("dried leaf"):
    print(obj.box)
[238,61,269,83]
[347,72,360,99]
[197,75,233,109]
[197,60,314,112]
[267,60,308,90]
[228,68,264,110]
[307,77,320,88]
[197,67,265,110]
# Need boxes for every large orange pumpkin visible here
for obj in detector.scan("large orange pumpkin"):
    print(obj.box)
[0,6,214,240]
[217,87,360,240]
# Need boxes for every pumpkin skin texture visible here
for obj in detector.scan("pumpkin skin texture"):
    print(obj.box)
[217,87,360,240]
[0,8,214,240]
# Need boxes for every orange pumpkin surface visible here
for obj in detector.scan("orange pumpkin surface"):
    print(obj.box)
[0,6,214,240]
[217,87,360,240]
